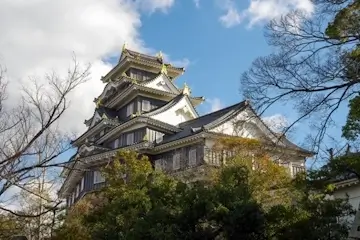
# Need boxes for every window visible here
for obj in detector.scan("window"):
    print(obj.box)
[155,159,163,171]
[173,153,180,170]
[80,176,85,191]
[142,100,151,112]
[126,102,134,116]
[76,184,80,197]
[126,132,134,145]
[189,149,197,167]
[112,139,119,149]
[94,170,105,184]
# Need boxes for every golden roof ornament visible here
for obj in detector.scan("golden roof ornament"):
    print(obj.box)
[182,82,191,96]
[156,51,163,62]
[161,63,168,75]
[101,113,108,119]
[95,98,102,108]
[122,42,127,52]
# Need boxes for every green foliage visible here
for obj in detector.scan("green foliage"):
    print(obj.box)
[54,150,353,240]
[343,95,360,141]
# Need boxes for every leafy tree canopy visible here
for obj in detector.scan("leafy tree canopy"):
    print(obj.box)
[54,138,353,240]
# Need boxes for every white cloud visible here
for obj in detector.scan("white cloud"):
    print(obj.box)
[218,0,313,28]
[135,0,175,13]
[207,98,224,113]
[193,0,200,8]
[262,114,289,133]
[219,0,243,28]
[0,0,177,135]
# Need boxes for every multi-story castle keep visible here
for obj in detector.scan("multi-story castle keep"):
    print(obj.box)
[58,45,313,208]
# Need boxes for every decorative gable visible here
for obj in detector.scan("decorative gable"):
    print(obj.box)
[141,74,179,94]
[150,96,198,126]
[90,112,101,128]
[208,107,281,144]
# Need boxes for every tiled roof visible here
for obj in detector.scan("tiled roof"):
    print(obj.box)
[126,49,163,64]
[158,101,247,144]
[143,94,185,117]
[123,49,184,71]
[96,106,118,119]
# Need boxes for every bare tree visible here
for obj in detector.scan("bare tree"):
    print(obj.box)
[0,55,90,218]
[240,0,360,155]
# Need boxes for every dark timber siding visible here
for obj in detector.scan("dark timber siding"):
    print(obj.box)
[126,68,157,81]
[152,142,205,173]
[68,143,205,207]
[117,96,167,121]
[104,128,147,149]
[136,96,167,112]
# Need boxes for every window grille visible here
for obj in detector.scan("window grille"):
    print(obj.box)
[189,149,197,167]
[94,171,105,184]
[173,153,180,170]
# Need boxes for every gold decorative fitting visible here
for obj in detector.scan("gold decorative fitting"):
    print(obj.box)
[156,51,163,61]
[96,99,102,108]
[161,64,168,75]
[182,82,191,96]
[122,42,127,52]
[121,72,128,77]
[101,113,108,119]
[143,134,149,141]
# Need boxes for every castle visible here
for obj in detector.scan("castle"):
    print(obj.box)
[58,45,313,208]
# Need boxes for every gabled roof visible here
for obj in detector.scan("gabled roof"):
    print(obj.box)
[159,101,247,144]
[121,48,184,72]
[155,100,313,156]
[84,106,118,126]
[106,83,204,109]
[143,93,199,119]
[139,73,180,94]
[96,115,181,144]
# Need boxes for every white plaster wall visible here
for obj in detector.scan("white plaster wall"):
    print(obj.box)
[143,74,177,93]
[333,184,360,224]
[150,97,196,126]
[209,109,266,140]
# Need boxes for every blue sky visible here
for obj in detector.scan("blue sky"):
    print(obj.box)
[124,0,347,152]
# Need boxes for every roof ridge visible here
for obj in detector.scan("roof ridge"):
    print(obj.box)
[143,93,186,117]
[179,100,246,127]
[126,49,160,61]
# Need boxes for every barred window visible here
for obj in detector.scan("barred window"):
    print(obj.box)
[126,132,134,145]
[189,149,197,167]
[142,100,151,112]
[94,171,105,184]
[173,153,180,170]
[80,176,85,191]
[126,102,134,116]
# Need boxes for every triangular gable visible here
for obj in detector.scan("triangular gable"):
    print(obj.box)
[206,106,291,148]
[141,74,179,94]
[97,81,121,100]
[145,94,198,126]
[90,111,101,128]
